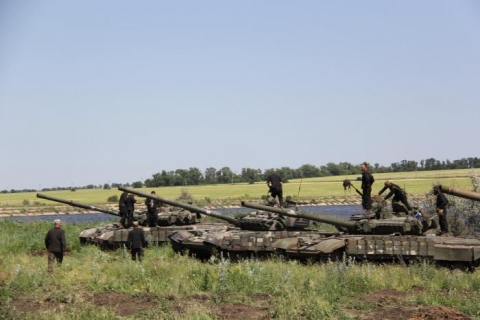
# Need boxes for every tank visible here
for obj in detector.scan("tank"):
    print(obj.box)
[241,201,480,270]
[37,193,127,246]
[36,193,226,250]
[118,187,338,259]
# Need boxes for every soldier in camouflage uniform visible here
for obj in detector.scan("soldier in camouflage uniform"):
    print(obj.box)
[145,191,159,227]
[360,163,374,212]
[378,180,412,213]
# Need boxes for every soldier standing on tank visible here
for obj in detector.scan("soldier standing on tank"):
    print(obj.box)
[125,193,137,228]
[145,191,159,227]
[378,180,412,212]
[360,163,374,212]
[266,170,284,207]
[119,191,129,227]
[127,221,147,262]
[434,186,449,236]
[45,219,67,274]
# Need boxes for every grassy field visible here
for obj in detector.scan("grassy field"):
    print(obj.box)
[0,219,479,319]
[0,169,477,207]
[1,169,478,319]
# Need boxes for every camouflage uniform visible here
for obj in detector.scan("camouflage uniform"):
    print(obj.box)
[361,167,374,211]
[434,187,449,235]
[119,192,128,227]
[378,182,412,212]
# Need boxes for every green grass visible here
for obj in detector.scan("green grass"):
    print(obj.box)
[0,169,477,207]
[0,219,479,319]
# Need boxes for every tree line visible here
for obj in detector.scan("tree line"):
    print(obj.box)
[3,157,479,193]
[141,157,480,187]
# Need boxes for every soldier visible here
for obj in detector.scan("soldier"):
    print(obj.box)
[434,186,449,236]
[45,219,67,274]
[266,170,284,207]
[125,193,139,228]
[119,191,128,227]
[127,221,147,261]
[145,191,159,227]
[360,163,375,212]
[378,180,412,212]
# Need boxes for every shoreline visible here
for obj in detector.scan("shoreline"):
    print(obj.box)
[0,201,366,218]
[0,194,430,218]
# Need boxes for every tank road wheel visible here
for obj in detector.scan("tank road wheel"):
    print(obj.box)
[318,248,345,264]
[79,237,87,246]
[445,261,475,273]
[274,249,288,261]
[170,242,187,255]
[204,245,227,263]
[188,249,212,261]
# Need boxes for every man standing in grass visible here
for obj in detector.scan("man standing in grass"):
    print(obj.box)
[45,219,66,274]
[266,170,284,207]
[360,163,375,212]
[127,221,147,262]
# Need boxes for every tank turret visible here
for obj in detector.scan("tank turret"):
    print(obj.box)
[118,186,239,225]
[241,201,435,236]
[118,186,313,231]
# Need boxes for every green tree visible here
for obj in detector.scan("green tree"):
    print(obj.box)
[187,167,204,185]
[297,164,321,178]
[241,168,261,184]
[216,167,233,184]
[204,167,217,183]
[131,181,143,188]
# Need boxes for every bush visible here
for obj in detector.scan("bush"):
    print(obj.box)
[107,195,118,203]
[177,189,194,203]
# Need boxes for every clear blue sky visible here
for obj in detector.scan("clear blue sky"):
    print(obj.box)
[1,1,479,190]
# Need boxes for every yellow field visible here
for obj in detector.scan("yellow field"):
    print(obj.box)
[0,168,477,207]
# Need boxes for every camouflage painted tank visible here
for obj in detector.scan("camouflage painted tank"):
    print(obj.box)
[37,193,227,250]
[36,193,129,246]
[241,195,480,270]
[119,187,338,259]
[110,187,236,250]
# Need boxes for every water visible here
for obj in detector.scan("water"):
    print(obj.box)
[221,204,361,219]
[4,213,118,224]
[2,204,363,223]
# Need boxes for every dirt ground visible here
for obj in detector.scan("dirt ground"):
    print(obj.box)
[6,288,473,319]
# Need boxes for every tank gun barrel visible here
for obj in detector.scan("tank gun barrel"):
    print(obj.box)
[241,201,432,235]
[118,187,240,226]
[241,201,356,229]
[36,193,120,217]
[437,185,480,202]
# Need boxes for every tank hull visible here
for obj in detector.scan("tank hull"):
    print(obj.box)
[168,229,340,260]
[94,223,229,250]
[273,234,480,268]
